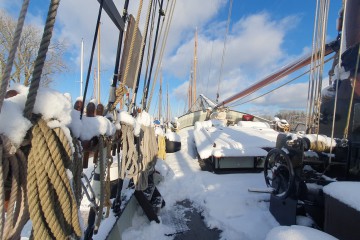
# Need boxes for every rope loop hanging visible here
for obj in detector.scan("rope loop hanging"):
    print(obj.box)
[27,118,82,239]
[0,135,29,240]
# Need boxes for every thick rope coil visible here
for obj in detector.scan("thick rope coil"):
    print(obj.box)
[119,123,158,190]
[136,125,158,190]
[23,0,60,119]
[0,0,30,112]
[10,150,29,239]
[120,123,138,180]
[27,119,81,239]
[0,135,29,240]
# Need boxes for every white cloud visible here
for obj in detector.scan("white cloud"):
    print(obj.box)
[165,12,301,105]
[4,0,321,113]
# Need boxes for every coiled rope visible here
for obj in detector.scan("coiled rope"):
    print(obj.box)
[120,123,139,181]
[136,125,158,190]
[12,1,84,238]
[27,118,82,239]
[0,135,29,240]
[0,0,30,112]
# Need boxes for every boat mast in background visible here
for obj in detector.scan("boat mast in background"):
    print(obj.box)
[187,28,198,111]
[158,72,162,121]
[80,39,84,97]
[193,27,197,104]
[97,23,101,104]
[167,81,170,122]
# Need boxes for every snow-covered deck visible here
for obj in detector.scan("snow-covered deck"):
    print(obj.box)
[193,120,278,161]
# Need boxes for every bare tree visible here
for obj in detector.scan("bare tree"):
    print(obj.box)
[0,10,68,87]
[275,109,307,126]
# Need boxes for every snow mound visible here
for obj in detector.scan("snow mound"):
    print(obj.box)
[266,225,338,240]
[323,181,360,211]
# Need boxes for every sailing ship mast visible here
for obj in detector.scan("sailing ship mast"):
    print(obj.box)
[188,67,193,109]
[97,23,101,104]
[158,72,162,121]
[80,39,84,96]
[187,28,198,111]
[193,27,198,104]
[167,81,170,122]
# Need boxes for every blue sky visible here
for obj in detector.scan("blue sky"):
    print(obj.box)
[1,0,342,117]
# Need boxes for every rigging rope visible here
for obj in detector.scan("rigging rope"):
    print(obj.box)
[0,135,29,240]
[130,0,154,110]
[305,0,330,134]
[342,1,360,139]
[328,0,348,164]
[142,0,165,109]
[343,39,360,139]
[27,118,82,239]
[216,0,233,103]
[94,136,105,233]
[141,1,158,107]
[206,41,215,96]
[0,0,29,112]
[112,0,144,109]
[228,56,334,108]
[146,0,177,112]
[23,0,60,120]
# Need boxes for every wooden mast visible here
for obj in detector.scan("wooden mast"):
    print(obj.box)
[97,23,101,104]
[193,27,198,103]
[188,67,193,109]
[167,81,170,122]
[159,72,162,121]
[80,39,84,97]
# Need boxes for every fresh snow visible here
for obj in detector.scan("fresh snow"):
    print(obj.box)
[5,87,339,240]
[323,181,360,211]
[193,121,278,159]
[266,225,338,240]
[123,127,278,240]
[121,126,339,239]
[165,131,181,142]
[0,85,116,144]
